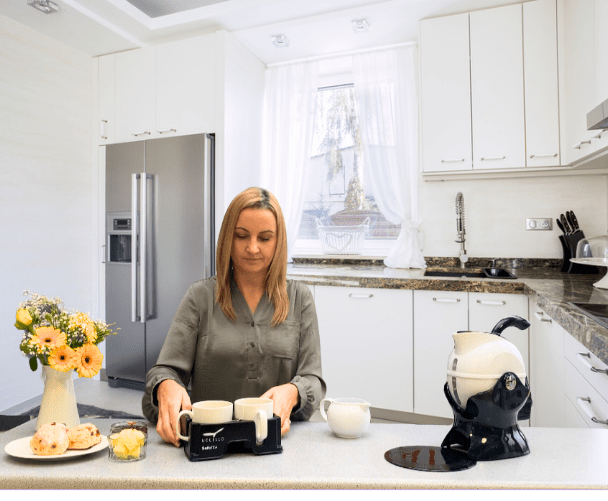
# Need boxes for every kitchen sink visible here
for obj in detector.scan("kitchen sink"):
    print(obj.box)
[424,268,516,279]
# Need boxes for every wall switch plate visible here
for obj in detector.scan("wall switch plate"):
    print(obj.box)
[526,218,552,230]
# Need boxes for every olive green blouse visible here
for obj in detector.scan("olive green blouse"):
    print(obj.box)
[142,277,326,423]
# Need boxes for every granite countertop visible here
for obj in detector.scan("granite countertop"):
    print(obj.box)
[286,260,608,366]
[2,418,608,489]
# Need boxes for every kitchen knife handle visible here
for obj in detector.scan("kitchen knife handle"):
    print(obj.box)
[560,214,571,234]
[569,211,580,230]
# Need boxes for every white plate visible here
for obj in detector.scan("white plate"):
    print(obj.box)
[4,435,108,460]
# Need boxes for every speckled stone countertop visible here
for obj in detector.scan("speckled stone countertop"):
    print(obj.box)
[2,418,608,489]
[286,260,608,366]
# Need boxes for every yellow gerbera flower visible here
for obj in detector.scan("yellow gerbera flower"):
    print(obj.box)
[35,326,66,349]
[49,345,77,372]
[16,308,32,327]
[74,344,103,378]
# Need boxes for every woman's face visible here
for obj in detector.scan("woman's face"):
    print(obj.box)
[231,207,277,278]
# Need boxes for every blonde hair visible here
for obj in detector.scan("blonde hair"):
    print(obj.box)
[215,187,289,326]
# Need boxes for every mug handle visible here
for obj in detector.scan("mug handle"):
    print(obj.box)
[253,410,268,444]
[319,398,333,422]
[176,409,193,442]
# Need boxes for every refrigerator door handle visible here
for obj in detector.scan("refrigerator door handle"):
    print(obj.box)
[140,173,149,323]
[131,173,140,323]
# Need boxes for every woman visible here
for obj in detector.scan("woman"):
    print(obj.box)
[142,187,326,446]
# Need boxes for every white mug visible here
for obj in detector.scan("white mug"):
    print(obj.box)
[176,400,233,441]
[319,398,371,439]
[234,397,273,444]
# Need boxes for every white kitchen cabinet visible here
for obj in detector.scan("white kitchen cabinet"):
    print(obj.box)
[563,329,608,429]
[591,0,608,153]
[419,13,472,173]
[529,300,565,427]
[559,0,596,163]
[114,47,156,143]
[98,54,115,145]
[315,286,413,412]
[155,36,216,138]
[523,0,561,167]
[470,4,525,170]
[414,290,468,419]
[108,34,216,144]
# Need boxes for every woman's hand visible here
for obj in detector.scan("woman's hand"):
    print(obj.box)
[260,383,299,436]
[156,379,192,447]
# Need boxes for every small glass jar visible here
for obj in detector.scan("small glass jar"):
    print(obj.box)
[108,420,148,462]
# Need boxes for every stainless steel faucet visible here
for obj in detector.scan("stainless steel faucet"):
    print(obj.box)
[455,192,468,268]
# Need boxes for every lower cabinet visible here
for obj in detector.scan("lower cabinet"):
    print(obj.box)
[529,298,566,427]
[314,286,413,412]
[414,290,529,419]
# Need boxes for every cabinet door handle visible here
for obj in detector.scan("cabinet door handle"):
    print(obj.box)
[158,128,177,134]
[529,153,557,159]
[441,158,465,163]
[591,130,607,140]
[132,131,151,137]
[433,297,460,303]
[573,140,592,149]
[577,352,608,375]
[101,244,106,264]
[349,293,374,299]
[480,156,506,161]
[534,311,552,323]
[476,299,506,306]
[576,397,608,426]
[100,120,108,140]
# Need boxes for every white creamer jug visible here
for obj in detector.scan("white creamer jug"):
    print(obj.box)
[319,398,371,438]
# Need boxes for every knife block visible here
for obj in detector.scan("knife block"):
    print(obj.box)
[559,232,598,274]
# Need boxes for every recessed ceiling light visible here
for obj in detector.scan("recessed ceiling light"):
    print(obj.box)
[352,19,369,33]
[27,0,59,14]
[271,34,289,48]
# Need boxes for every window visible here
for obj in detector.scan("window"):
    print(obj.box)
[296,84,400,255]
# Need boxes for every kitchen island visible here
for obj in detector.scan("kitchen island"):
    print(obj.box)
[2,418,607,489]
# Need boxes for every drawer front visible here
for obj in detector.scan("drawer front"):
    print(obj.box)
[564,332,608,403]
[564,359,608,429]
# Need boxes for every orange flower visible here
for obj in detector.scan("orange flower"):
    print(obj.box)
[74,344,103,378]
[35,326,66,349]
[49,345,76,372]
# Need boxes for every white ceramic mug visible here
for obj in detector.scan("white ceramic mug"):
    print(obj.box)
[234,397,273,444]
[176,400,233,441]
[319,398,371,439]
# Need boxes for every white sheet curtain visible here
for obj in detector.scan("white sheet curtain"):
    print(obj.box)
[352,46,426,269]
[260,61,319,262]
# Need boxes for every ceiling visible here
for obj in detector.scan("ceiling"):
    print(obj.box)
[0,0,523,64]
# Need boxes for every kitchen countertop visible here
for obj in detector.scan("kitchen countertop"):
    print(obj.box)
[286,261,608,366]
[2,418,608,489]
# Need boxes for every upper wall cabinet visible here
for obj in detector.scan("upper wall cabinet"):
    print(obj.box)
[420,0,561,173]
[98,34,216,144]
[420,13,472,172]
[559,0,608,165]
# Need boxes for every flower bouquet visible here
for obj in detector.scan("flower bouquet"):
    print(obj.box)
[15,291,117,378]
[15,291,118,429]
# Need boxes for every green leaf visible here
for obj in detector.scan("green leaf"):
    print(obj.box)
[29,357,38,372]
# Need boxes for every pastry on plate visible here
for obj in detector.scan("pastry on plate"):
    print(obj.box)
[68,423,102,450]
[30,422,70,456]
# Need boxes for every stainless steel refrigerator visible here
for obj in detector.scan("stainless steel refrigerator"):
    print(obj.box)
[104,133,215,390]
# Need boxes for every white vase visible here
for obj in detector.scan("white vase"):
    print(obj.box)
[36,365,80,430]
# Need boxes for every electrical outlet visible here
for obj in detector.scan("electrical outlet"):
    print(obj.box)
[526,218,552,230]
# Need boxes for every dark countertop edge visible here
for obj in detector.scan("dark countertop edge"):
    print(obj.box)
[286,268,608,367]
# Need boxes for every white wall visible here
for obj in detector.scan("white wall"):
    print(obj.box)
[420,172,608,259]
[0,16,93,411]
[214,30,266,228]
